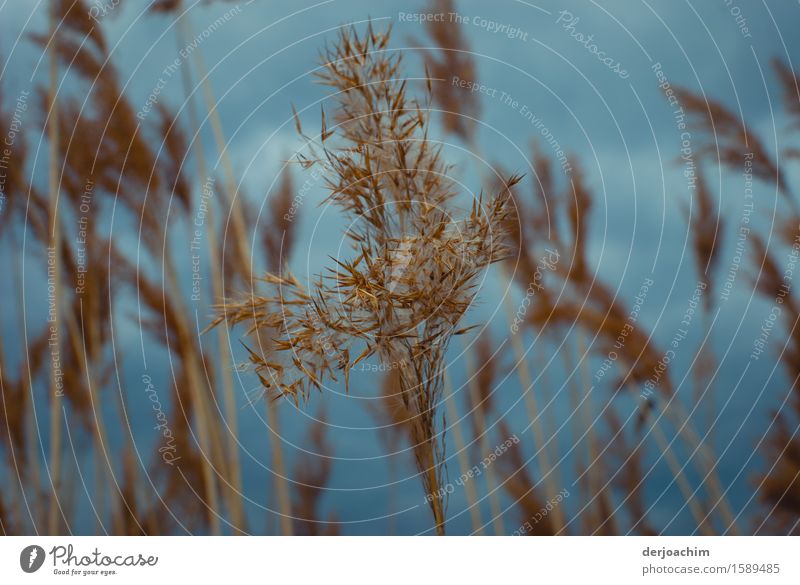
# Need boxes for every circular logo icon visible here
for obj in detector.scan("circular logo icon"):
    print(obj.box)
[20,545,46,573]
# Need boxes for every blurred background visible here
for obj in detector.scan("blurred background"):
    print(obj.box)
[1,0,800,535]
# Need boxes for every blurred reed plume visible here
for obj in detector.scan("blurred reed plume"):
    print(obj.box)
[415,0,480,142]
[212,23,520,534]
[0,0,281,535]
[3,0,800,538]
[496,140,743,534]
[672,60,800,533]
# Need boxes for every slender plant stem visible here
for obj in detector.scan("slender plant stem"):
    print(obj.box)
[500,265,565,533]
[647,412,715,535]
[62,309,114,532]
[163,250,223,535]
[176,15,245,532]
[188,20,251,281]
[574,331,602,531]
[443,372,484,535]
[660,398,740,534]
[266,399,293,535]
[462,344,505,535]
[46,0,64,535]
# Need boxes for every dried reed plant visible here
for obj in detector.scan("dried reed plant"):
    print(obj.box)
[212,23,518,534]
[675,62,800,532]
[506,146,742,533]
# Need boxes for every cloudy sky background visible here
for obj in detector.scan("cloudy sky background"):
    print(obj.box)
[2,0,799,534]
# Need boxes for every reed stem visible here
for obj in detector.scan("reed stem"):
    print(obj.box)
[46,0,64,535]
[176,15,245,531]
[443,372,484,534]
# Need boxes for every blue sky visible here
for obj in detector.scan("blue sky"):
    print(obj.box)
[2,0,800,534]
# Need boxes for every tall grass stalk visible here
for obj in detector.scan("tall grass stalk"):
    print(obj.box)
[462,344,505,535]
[647,413,715,535]
[163,254,223,534]
[176,14,245,531]
[500,264,565,532]
[212,25,516,535]
[661,398,740,534]
[46,0,64,535]
[189,24,252,281]
[266,398,293,535]
[443,372,484,534]
[62,309,114,531]
[574,331,603,530]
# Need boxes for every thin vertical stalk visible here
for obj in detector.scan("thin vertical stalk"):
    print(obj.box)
[182,8,294,530]
[647,413,715,536]
[500,266,565,533]
[176,15,245,532]
[266,399,293,535]
[443,372,484,534]
[574,331,601,530]
[187,16,251,281]
[62,310,113,531]
[13,239,45,532]
[46,0,64,535]
[661,398,740,534]
[163,250,223,535]
[463,345,505,535]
